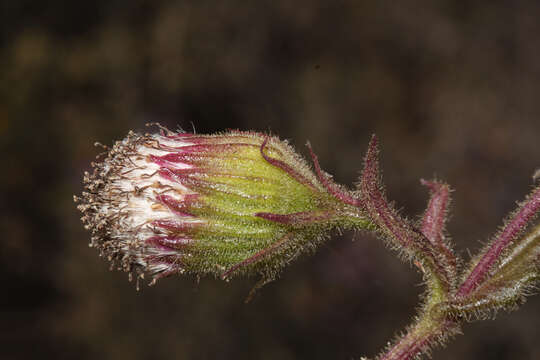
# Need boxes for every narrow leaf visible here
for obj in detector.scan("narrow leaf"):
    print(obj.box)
[420,179,458,285]
[458,185,540,297]
[359,135,451,292]
[449,224,540,319]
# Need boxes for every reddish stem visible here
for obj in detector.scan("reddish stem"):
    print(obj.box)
[378,320,457,360]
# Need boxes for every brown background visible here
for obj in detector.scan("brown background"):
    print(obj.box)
[2,1,540,359]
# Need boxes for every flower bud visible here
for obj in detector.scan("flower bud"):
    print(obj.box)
[75,125,369,287]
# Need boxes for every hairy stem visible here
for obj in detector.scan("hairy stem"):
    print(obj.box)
[378,315,459,360]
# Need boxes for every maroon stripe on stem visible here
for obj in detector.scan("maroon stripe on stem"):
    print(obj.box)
[156,194,198,217]
[150,154,188,166]
[255,211,333,225]
[221,232,292,279]
[152,219,200,233]
[159,142,262,154]
[146,236,193,250]
[259,137,318,191]
[158,167,200,184]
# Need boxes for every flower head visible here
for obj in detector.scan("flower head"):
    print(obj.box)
[75,125,368,287]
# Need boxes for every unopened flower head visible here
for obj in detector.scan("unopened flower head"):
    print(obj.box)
[75,125,369,287]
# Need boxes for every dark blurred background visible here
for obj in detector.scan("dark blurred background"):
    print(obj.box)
[2,1,540,359]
